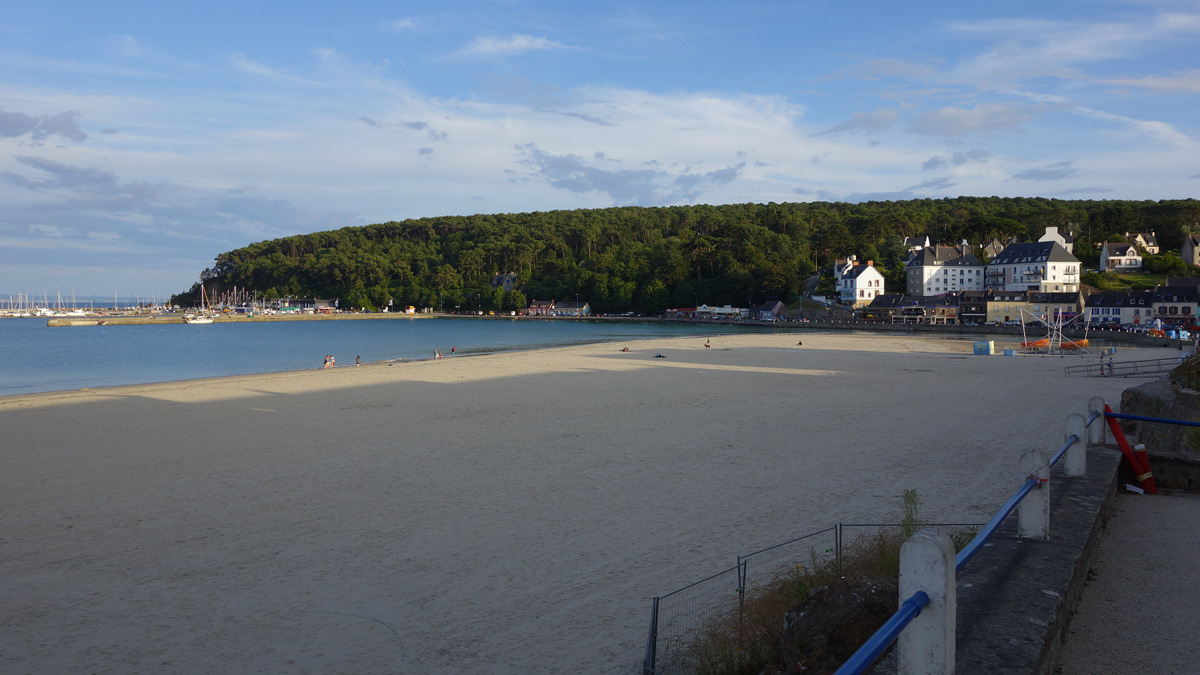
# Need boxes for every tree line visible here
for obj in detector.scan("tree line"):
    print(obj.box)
[171,197,1200,313]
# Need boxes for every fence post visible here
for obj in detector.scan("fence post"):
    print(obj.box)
[1064,413,1087,477]
[1018,446,1051,540]
[1088,397,1107,444]
[898,529,955,675]
[644,597,658,675]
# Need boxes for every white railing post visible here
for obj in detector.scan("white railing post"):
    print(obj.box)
[1064,413,1087,477]
[1088,397,1107,444]
[899,529,955,675]
[1018,446,1051,540]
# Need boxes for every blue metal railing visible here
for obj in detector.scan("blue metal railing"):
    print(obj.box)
[832,591,930,675]
[832,409,1102,675]
[1105,412,1200,428]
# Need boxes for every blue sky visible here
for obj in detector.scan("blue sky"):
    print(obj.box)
[2,0,1197,299]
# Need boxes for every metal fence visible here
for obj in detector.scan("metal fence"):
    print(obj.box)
[1063,355,1191,377]
[643,523,979,675]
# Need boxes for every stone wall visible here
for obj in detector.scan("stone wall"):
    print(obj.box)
[1119,379,1200,455]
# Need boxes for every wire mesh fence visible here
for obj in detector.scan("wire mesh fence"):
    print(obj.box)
[643,522,981,675]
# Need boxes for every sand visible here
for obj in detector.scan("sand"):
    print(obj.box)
[0,333,1174,674]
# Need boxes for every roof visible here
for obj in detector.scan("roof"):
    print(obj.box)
[1027,292,1082,304]
[988,290,1029,302]
[842,263,882,280]
[867,294,908,309]
[988,241,1079,266]
[1103,242,1139,257]
[1154,287,1200,303]
[1083,290,1153,307]
[907,245,982,268]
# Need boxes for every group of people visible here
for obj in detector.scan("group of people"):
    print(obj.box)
[434,347,457,360]
[322,355,362,368]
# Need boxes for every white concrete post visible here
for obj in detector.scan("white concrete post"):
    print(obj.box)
[899,529,956,675]
[1088,397,1107,444]
[1018,446,1051,540]
[1064,413,1087,477]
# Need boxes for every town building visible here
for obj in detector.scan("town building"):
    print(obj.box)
[553,301,591,317]
[1183,235,1200,267]
[905,244,984,297]
[986,290,1031,324]
[491,271,519,291]
[1151,286,1199,324]
[984,242,1080,293]
[1127,232,1159,255]
[755,301,787,322]
[839,260,885,308]
[958,290,988,325]
[527,299,556,316]
[1038,226,1074,253]
[1085,290,1154,326]
[1025,291,1083,325]
[1100,242,1142,271]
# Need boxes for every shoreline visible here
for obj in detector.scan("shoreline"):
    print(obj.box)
[0,330,1036,404]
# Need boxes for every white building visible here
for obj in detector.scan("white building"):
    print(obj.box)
[1127,232,1159,255]
[1038,226,1074,254]
[839,261,885,308]
[905,244,984,297]
[1100,242,1142,271]
[1085,290,1154,326]
[984,241,1080,293]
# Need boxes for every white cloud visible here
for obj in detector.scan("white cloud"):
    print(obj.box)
[387,18,419,31]
[907,104,1031,136]
[452,35,572,59]
[1099,70,1200,93]
[814,109,898,136]
[1010,161,1084,182]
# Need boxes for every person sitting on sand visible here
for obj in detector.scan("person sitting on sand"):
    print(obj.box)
[620,347,630,352]
[654,353,665,358]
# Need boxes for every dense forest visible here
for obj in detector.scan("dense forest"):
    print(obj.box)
[173,197,1200,313]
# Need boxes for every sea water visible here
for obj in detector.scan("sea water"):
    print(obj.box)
[0,317,770,396]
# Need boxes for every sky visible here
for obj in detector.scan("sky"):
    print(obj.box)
[2,0,1198,300]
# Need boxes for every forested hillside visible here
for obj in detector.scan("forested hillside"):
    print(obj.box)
[173,197,1200,313]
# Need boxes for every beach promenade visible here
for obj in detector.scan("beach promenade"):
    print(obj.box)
[0,334,1175,673]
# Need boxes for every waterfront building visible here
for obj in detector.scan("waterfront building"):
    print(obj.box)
[838,260,885,308]
[984,242,1080,293]
[905,244,984,297]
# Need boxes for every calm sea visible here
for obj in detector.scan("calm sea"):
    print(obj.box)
[0,317,781,396]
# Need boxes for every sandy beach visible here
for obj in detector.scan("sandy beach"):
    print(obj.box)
[0,333,1174,674]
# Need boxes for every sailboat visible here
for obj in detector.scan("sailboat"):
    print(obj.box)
[184,286,215,324]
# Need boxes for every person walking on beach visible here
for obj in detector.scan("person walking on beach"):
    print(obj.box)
[1107,356,1114,376]
[356,355,360,367]
[705,338,711,349]
[451,346,456,356]
[330,355,335,368]
[323,355,329,369]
